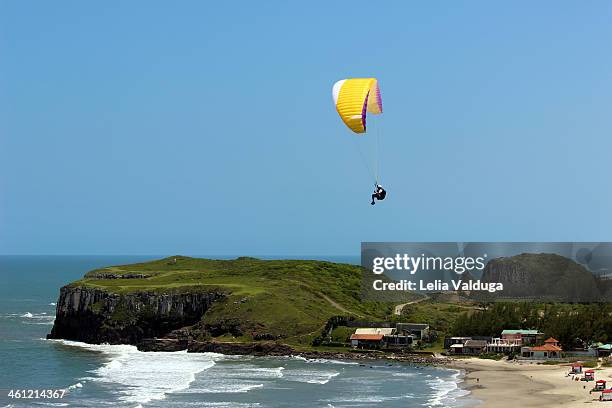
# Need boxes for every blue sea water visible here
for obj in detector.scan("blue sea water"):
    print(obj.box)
[0,256,475,407]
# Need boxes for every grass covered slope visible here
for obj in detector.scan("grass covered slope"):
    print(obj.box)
[72,256,393,345]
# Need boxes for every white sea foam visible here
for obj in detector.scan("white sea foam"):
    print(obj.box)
[288,355,358,365]
[175,403,260,407]
[322,391,417,404]
[47,339,220,405]
[283,369,340,384]
[49,302,57,306]
[225,366,284,379]
[426,370,469,407]
[391,371,418,378]
[179,363,278,394]
[67,382,83,390]
[42,339,468,406]
[21,312,53,319]
[306,358,358,366]
[19,312,55,324]
[326,396,387,403]
[184,382,265,394]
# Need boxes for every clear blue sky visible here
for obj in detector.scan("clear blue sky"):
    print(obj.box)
[2,1,612,255]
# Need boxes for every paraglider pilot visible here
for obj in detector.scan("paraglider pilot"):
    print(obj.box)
[371,184,386,205]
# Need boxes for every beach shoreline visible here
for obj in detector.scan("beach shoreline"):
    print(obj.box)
[59,337,612,407]
[43,338,466,407]
[453,358,612,407]
[52,335,612,407]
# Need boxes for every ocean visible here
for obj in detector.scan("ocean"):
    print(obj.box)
[0,256,475,407]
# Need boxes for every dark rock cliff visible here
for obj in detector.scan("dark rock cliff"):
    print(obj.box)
[47,286,226,344]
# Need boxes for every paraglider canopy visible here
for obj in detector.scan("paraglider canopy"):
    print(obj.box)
[332,78,382,134]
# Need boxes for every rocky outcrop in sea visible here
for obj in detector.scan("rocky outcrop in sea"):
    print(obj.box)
[47,286,226,344]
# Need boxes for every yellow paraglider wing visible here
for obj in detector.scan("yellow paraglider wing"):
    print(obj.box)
[332,78,382,134]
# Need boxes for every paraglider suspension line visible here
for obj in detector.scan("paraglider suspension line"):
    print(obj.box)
[352,137,377,185]
[374,116,381,184]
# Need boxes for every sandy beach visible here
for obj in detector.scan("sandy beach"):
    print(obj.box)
[454,358,612,407]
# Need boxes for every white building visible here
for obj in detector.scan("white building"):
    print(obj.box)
[521,338,562,360]
[487,337,522,354]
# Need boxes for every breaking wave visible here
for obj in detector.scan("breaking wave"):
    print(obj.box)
[47,339,220,406]
[425,369,469,407]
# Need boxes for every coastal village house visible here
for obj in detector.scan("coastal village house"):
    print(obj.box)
[449,344,464,354]
[487,337,522,354]
[501,329,543,346]
[446,330,553,357]
[350,333,384,348]
[444,337,471,349]
[521,337,562,360]
[350,327,415,348]
[463,340,488,355]
[350,328,393,347]
[597,343,612,357]
[384,333,414,347]
[396,323,430,340]
[448,339,488,355]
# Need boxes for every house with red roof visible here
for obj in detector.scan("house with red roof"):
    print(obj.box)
[350,333,385,347]
[350,328,393,348]
[350,327,414,348]
[520,337,562,360]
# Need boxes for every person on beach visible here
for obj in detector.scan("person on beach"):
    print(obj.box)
[371,184,386,205]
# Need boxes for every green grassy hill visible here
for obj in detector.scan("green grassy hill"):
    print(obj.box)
[72,256,395,346]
